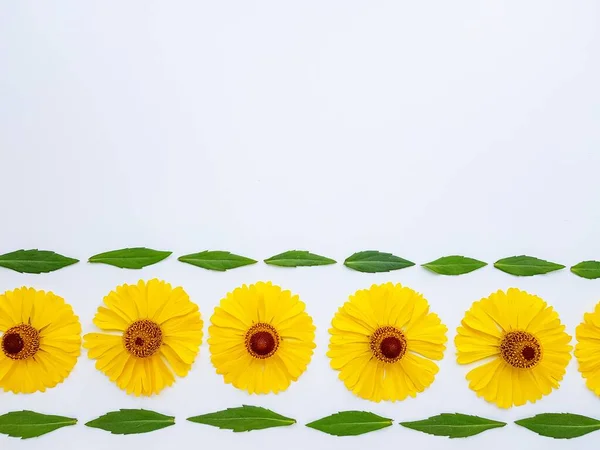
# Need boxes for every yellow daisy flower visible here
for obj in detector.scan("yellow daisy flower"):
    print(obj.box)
[209,282,316,394]
[328,283,447,402]
[456,288,572,408]
[83,279,203,396]
[0,287,81,393]
[575,301,600,395]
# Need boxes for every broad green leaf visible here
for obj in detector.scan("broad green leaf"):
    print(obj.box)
[264,250,336,267]
[306,411,392,436]
[85,409,174,435]
[178,251,257,271]
[515,413,600,439]
[88,247,171,269]
[571,261,600,279]
[0,411,76,440]
[0,249,78,274]
[422,256,487,276]
[494,255,565,276]
[187,405,295,432]
[400,413,505,438]
[344,251,414,273]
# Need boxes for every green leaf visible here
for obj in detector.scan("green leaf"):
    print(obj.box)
[571,261,600,279]
[0,249,78,274]
[306,411,392,436]
[178,251,257,271]
[187,405,295,432]
[493,255,565,276]
[400,413,506,438]
[515,413,600,439]
[0,411,77,440]
[422,256,487,275]
[344,251,414,273]
[264,250,336,267]
[85,409,175,435]
[88,247,171,269]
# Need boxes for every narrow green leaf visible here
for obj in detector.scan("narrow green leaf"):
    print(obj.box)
[344,251,414,273]
[187,405,295,432]
[88,247,171,269]
[306,411,392,436]
[85,409,175,435]
[571,261,600,279]
[178,251,257,271]
[0,411,76,440]
[422,256,487,276]
[400,413,506,438]
[0,249,78,274]
[515,413,600,439]
[494,255,565,276]
[264,250,336,267]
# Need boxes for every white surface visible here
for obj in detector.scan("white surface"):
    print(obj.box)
[1,1,600,449]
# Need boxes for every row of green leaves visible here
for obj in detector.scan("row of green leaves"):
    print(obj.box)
[1,248,599,278]
[1,407,600,440]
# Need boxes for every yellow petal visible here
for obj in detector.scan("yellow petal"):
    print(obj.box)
[104,285,139,323]
[466,357,503,391]
[93,307,130,331]
[160,345,192,377]
[407,339,446,360]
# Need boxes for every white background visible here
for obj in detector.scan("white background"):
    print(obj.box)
[1,1,600,449]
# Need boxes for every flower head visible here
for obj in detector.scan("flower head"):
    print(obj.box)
[576,301,600,395]
[0,287,81,393]
[84,279,203,396]
[328,283,447,402]
[456,288,572,408]
[209,282,316,394]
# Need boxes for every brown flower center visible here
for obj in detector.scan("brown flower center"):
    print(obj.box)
[123,319,163,358]
[500,330,542,369]
[245,323,280,359]
[2,324,40,360]
[370,326,407,363]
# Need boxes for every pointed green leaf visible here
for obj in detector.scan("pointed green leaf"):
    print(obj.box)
[344,251,414,273]
[85,409,174,435]
[0,411,76,440]
[493,255,565,276]
[187,405,295,432]
[0,249,78,274]
[571,261,600,279]
[88,247,171,269]
[264,250,336,267]
[178,251,257,271]
[400,413,506,438]
[306,411,392,436]
[422,256,487,276]
[515,413,600,439]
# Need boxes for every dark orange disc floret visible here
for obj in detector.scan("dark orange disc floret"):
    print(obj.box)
[2,324,40,360]
[123,319,163,358]
[370,326,407,363]
[500,330,542,369]
[245,323,280,359]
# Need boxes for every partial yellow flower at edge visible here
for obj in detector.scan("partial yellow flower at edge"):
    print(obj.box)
[83,279,203,396]
[327,283,448,402]
[576,301,600,395]
[0,287,81,394]
[455,288,572,408]
[208,281,316,395]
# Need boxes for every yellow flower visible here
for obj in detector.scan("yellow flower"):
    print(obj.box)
[0,287,81,393]
[83,279,203,396]
[576,302,600,395]
[328,283,447,402]
[209,282,315,394]
[456,288,572,408]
